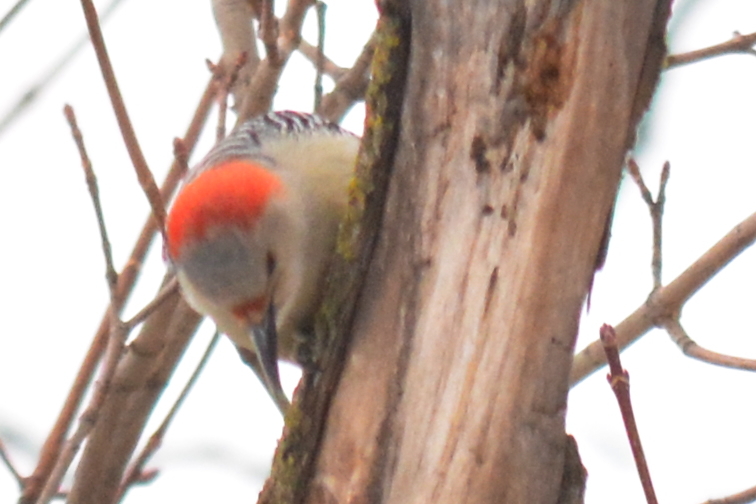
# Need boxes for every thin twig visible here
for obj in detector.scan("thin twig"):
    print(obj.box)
[0,437,24,489]
[299,39,346,80]
[59,65,218,501]
[211,0,260,110]
[20,76,216,504]
[571,207,756,385]
[64,105,119,297]
[236,0,313,122]
[115,332,221,502]
[662,318,756,372]
[260,0,280,64]
[66,289,199,502]
[628,159,756,374]
[206,58,226,142]
[666,31,756,69]
[702,483,756,504]
[214,52,248,142]
[217,85,228,142]
[626,159,654,206]
[123,277,180,330]
[0,0,127,138]
[172,137,190,179]
[39,303,129,503]
[314,1,326,111]
[626,159,670,292]
[317,32,375,122]
[600,324,658,504]
[0,0,32,36]
[79,0,167,238]
[37,107,133,504]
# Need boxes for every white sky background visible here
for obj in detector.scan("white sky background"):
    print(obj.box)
[0,1,754,503]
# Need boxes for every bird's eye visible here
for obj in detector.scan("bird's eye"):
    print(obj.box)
[266,252,276,276]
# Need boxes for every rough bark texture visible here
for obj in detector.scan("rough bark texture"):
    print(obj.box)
[258,11,412,504]
[303,1,669,503]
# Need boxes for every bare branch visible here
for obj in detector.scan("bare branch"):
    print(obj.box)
[662,318,756,372]
[67,290,202,504]
[260,0,280,64]
[212,0,260,70]
[571,208,756,385]
[217,79,230,142]
[211,0,260,109]
[212,0,260,69]
[64,105,118,299]
[236,0,314,122]
[0,0,127,138]
[123,278,180,330]
[37,106,133,504]
[0,0,32,36]
[213,52,248,142]
[626,162,756,374]
[37,313,129,504]
[702,483,756,504]
[317,33,375,122]
[666,31,756,69]
[626,159,670,291]
[62,114,131,495]
[279,0,311,45]
[600,325,658,504]
[79,0,167,238]
[299,39,347,81]
[20,77,216,504]
[303,30,377,121]
[172,137,190,180]
[116,332,221,502]
[0,438,24,490]
[313,1,326,111]
[626,159,654,206]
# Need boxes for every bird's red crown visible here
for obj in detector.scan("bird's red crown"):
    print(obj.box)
[166,160,283,259]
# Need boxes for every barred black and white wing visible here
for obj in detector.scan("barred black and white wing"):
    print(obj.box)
[188,111,355,182]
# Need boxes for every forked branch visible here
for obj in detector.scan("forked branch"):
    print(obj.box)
[21,74,216,504]
[37,106,131,504]
[571,206,756,385]
[662,318,756,372]
[626,159,669,291]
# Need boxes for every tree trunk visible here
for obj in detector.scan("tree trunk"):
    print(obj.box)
[297,1,671,503]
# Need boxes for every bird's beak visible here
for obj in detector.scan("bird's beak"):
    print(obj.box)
[250,301,291,415]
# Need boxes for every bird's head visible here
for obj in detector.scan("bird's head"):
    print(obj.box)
[165,159,297,325]
[165,158,299,413]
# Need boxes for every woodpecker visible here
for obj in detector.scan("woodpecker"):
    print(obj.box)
[165,111,360,414]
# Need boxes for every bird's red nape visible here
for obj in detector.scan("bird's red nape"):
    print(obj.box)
[166,160,283,259]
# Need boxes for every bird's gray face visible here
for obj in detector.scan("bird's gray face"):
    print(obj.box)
[175,224,275,317]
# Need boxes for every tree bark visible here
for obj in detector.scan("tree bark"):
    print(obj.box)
[300,1,670,503]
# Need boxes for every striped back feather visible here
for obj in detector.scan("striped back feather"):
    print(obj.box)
[188,111,352,182]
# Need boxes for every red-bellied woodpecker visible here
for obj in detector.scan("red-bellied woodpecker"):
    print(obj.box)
[165,111,359,414]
